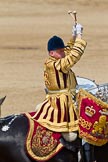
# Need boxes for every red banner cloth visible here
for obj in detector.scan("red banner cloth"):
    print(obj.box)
[78,89,108,146]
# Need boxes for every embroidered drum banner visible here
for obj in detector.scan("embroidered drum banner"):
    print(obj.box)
[78,89,108,146]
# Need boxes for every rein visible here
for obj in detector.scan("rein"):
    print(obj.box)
[0,115,18,132]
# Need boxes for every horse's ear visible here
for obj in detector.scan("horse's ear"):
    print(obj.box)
[44,88,48,94]
[0,96,6,106]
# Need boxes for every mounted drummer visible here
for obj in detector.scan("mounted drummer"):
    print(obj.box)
[34,14,87,142]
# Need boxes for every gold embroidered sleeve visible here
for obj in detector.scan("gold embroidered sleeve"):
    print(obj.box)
[72,38,87,57]
[65,38,75,55]
[55,38,87,73]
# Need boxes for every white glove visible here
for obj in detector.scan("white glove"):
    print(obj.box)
[72,23,83,36]
[72,25,77,37]
[76,23,83,35]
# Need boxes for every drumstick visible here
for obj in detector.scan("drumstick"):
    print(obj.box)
[68,10,77,25]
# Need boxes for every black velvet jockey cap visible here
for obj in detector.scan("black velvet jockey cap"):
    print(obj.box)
[47,35,67,51]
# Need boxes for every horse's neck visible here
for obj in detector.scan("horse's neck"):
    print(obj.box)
[0,115,18,131]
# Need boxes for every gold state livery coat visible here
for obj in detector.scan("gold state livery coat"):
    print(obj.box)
[34,38,87,132]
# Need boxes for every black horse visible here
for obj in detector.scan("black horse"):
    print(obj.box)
[1,111,103,162]
[0,107,106,162]
[0,94,96,162]
[0,113,83,162]
[0,78,107,162]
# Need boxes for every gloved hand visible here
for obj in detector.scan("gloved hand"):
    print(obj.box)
[72,23,83,36]
[72,25,76,37]
[76,23,83,35]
